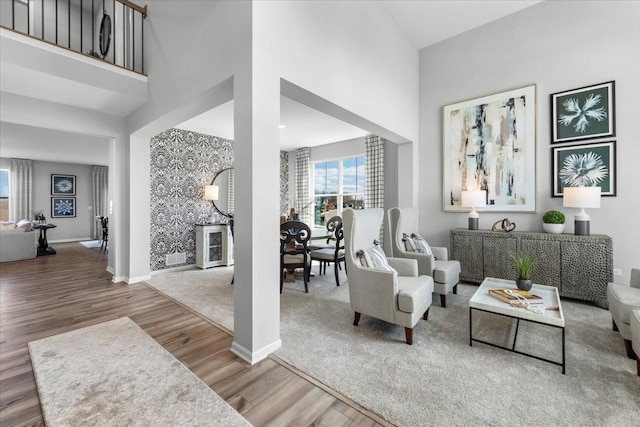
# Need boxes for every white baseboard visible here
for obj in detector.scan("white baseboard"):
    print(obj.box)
[111,275,126,283]
[126,275,152,284]
[49,237,93,243]
[150,264,197,276]
[231,339,282,365]
[106,266,115,274]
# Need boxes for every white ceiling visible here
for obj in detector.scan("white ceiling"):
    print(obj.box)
[381,0,543,50]
[175,97,370,151]
[177,0,542,149]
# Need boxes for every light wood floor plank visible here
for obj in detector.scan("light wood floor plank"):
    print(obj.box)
[0,242,390,426]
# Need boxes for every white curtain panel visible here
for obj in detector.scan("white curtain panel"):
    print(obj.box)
[92,166,109,239]
[365,135,385,244]
[295,147,311,224]
[9,159,33,222]
[227,168,234,216]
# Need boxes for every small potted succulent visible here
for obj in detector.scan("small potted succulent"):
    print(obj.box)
[542,210,565,234]
[509,251,535,291]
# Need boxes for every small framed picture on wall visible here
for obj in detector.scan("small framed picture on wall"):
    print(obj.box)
[51,174,76,196]
[552,141,616,197]
[52,197,76,218]
[550,81,615,144]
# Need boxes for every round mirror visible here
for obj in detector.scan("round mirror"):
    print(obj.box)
[99,14,112,56]
[211,168,234,218]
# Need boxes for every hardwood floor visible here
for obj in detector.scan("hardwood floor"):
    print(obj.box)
[0,242,391,427]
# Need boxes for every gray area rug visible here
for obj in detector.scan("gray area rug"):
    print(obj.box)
[28,317,250,427]
[146,267,640,426]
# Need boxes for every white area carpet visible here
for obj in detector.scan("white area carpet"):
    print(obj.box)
[28,317,250,427]
[146,267,640,426]
[79,240,101,248]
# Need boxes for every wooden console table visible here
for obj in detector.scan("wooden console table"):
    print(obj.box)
[450,229,613,308]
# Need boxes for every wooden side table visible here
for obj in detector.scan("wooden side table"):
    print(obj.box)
[33,223,57,256]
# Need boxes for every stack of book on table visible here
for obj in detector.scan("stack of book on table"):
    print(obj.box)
[489,289,544,307]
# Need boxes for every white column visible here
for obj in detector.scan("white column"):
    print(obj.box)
[231,60,281,364]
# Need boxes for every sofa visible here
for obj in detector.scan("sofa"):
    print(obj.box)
[0,220,38,262]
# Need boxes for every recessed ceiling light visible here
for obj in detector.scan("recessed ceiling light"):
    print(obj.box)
[279,124,286,129]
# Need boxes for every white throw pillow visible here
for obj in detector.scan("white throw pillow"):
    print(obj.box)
[16,219,32,231]
[411,233,433,256]
[403,232,435,258]
[356,241,396,272]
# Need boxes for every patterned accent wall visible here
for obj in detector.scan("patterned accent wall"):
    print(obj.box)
[280,151,289,214]
[150,128,291,271]
[150,128,234,271]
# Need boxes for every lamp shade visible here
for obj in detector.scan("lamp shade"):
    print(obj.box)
[203,184,219,201]
[461,190,487,208]
[563,187,601,208]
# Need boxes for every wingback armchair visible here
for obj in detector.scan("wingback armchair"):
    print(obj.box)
[342,208,433,345]
[607,268,640,359]
[388,207,461,307]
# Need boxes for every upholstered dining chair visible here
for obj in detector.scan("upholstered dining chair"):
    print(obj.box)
[343,208,433,345]
[310,216,345,287]
[280,220,312,293]
[607,268,640,359]
[99,216,109,251]
[388,207,460,308]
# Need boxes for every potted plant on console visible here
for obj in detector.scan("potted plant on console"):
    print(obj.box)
[509,252,535,291]
[542,210,565,234]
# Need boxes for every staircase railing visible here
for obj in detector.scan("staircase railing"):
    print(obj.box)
[1,0,147,75]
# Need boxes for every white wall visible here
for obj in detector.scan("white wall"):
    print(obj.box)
[0,122,109,165]
[1,92,126,279]
[419,1,640,284]
[33,161,94,241]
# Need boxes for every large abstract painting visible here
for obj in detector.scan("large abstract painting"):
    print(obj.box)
[443,85,536,212]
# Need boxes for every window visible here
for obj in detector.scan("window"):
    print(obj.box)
[312,156,365,226]
[0,170,8,221]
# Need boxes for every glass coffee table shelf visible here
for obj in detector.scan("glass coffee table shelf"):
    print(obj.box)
[469,277,566,374]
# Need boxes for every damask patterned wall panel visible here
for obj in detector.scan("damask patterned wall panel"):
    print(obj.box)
[150,128,234,271]
[150,128,291,271]
[280,151,289,214]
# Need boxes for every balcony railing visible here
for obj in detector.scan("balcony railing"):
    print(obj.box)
[0,0,146,74]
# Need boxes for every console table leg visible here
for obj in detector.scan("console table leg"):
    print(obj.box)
[469,307,473,346]
[512,319,521,351]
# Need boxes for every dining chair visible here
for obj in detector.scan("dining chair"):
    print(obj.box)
[310,216,345,287]
[100,217,109,251]
[280,220,312,293]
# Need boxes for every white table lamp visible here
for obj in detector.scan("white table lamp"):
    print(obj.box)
[461,190,486,230]
[203,184,219,223]
[563,186,600,236]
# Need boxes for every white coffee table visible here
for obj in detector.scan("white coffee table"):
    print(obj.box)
[469,277,566,374]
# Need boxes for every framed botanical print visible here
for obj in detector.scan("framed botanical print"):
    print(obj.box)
[51,174,76,196]
[550,81,615,144]
[552,140,616,197]
[52,197,77,218]
[443,84,536,212]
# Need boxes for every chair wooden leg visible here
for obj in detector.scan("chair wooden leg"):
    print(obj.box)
[404,327,413,345]
[353,311,361,326]
[637,358,640,377]
[613,319,618,331]
[303,266,309,293]
[423,308,430,320]
[280,268,284,294]
[440,294,446,308]
[453,284,458,294]
[334,261,340,286]
[624,339,637,359]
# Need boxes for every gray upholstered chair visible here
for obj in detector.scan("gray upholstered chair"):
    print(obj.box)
[342,208,433,345]
[630,309,640,376]
[388,207,461,307]
[607,268,640,359]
